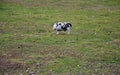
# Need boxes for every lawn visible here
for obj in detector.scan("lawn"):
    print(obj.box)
[0,0,120,75]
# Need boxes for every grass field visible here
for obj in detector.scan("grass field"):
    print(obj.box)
[0,0,120,75]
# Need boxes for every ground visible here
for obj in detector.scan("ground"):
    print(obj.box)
[0,0,120,75]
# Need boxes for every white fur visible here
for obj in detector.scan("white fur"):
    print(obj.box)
[53,22,72,34]
[53,23,57,30]
[67,27,71,34]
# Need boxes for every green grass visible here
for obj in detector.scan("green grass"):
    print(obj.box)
[0,0,120,75]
